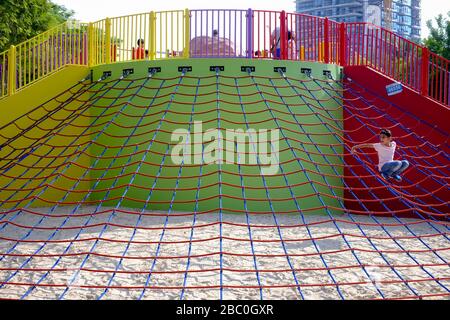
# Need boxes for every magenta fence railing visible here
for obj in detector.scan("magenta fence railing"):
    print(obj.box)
[189,9,248,58]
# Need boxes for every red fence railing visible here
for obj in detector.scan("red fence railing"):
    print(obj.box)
[249,11,449,106]
[343,22,449,106]
[429,51,450,105]
[346,24,416,88]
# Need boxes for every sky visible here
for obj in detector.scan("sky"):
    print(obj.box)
[52,0,450,39]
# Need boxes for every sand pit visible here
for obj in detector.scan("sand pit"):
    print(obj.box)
[0,207,449,300]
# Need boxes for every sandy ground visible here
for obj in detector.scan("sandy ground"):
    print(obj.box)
[0,206,449,300]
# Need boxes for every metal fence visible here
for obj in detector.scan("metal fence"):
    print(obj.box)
[190,9,248,58]
[15,21,88,94]
[1,8,449,106]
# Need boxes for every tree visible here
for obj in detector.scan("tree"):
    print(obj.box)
[423,12,450,61]
[0,0,74,53]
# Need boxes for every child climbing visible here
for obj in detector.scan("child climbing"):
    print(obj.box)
[351,128,410,182]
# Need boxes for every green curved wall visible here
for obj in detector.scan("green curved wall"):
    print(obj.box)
[89,59,344,215]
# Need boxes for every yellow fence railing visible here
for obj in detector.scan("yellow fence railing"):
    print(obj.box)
[90,19,107,66]
[0,9,189,99]
[108,12,153,64]
[90,10,188,65]
[0,20,90,99]
[155,10,188,60]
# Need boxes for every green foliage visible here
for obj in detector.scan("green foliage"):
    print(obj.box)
[0,0,74,53]
[423,12,450,61]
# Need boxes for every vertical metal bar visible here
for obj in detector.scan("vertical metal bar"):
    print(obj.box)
[401,40,406,83]
[386,31,391,76]
[37,35,41,78]
[421,47,429,96]
[224,10,226,56]
[288,14,296,60]
[159,12,163,59]
[165,12,168,58]
[73,25,77,66]
[140,14,144,59]
[443,61,448,104]
[212,10,215,57]
[356,24,360,65]
[431,55,435,98]
[246,9,253,59]
[50,29,54,72]
[88,23,94,67]
[69,26,73,65]
[170,11,174,57]
[229,10,232,57]
[258,11,261,57]
[316,17,320,62]
[194,11,198,57]
[324,17,330,63]
[280,10,286,60]
[206,11,209,57]
[8,45,16,96]
[18,44,22,88]
[354,25,358,65]
[434,56,438,100]
[339,23,346,66]
[105,18,112,64]
[1,53,5,96]
[184,9,190,58]
[28,40,32,84]
[23,40,27,84]
[44,33,48,74]
[122,17,126,61]
[32,38,36,81]
[200,10,203,57]
[372,28,380,69]
[127,16,131,61]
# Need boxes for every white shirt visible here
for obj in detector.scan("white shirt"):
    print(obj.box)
[373,141,396,171]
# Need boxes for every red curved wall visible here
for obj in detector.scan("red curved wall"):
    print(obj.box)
[343,66,449,219]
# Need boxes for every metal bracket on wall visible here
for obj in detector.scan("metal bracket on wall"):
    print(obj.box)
[210,66,225,72]
[178,66,193,72]
[101,71,112,81]
[122,68,134,78]
[274,67,286,73]
[148,67,162,74]
[241,66,256,73]
[301,68,312,77]
[323,70,332,79]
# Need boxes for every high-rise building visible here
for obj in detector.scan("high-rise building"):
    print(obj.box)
[295,0,421,42]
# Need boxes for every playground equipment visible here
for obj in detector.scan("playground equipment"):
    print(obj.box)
[0,8,448,300]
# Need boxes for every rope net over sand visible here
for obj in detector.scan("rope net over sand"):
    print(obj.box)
[0,70,448,300]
